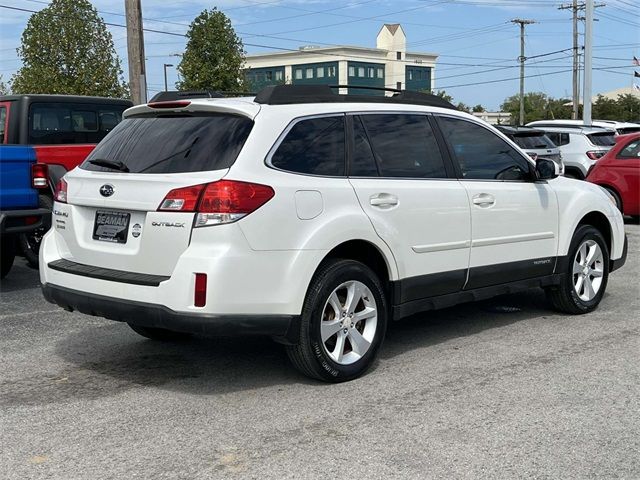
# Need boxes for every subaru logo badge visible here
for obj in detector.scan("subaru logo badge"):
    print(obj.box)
[100,184,114,197]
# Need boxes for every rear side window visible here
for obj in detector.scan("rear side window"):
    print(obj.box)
[29,102,127,144]
[512,133,556,150]
[438,116,531,181]
[545,132,570,146]
[617,127,640,135]
[618,139,640,158]
[587,132,615,147]
[358,114,447,178]
[82,113,253,174]
[271,115,345,176]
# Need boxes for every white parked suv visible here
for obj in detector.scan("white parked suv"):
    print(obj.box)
[527,119,640,136]
[40,86,628,382]
[526,122,615,179]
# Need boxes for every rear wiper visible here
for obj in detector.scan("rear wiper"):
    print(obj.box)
[88,158,130,172]
[138,137,199,173]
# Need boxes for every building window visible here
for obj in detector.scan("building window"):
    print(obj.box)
[377,68,384,78]
[358,67,365,77]
[348,66,355,77]
[266,71,273,81]
[275,70,283,81]
[328,66,336,77]
[295,69,303,80]
[317,67,324,78]
[367,67,374,78]
[396,51,402,60]
[408,70,413,80]
[306,68,314,79]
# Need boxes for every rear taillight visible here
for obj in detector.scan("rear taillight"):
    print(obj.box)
[586,151,605,160]
[157,180,275,227]
[31,164,48,189]
[158,184,206,211]
[194,273,207,307]
[54,178,68,203]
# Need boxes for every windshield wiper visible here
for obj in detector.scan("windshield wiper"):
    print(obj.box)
[138,137,199,173]
[88,158,130,172]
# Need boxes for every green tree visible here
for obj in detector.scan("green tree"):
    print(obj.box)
[433,89,453,103]
[0,76,9,95]
[612,94,640,122]
[472,104,485,113]
[177,9,246,92]
[501,92,572,124]
[11,0,127,97]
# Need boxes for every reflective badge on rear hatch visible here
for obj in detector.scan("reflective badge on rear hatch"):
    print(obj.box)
[93,210,131,244]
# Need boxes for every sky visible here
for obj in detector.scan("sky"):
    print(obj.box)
[0,0,638,110]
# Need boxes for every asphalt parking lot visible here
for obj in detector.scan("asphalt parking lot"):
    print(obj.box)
[1,222,639,480]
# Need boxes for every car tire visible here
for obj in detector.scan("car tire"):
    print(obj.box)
[286,259,388,382]
[602,186,623,213]
[127,323,191,342]
[547,225,609,314]
[1,235,16,279]
[18,194,53,268]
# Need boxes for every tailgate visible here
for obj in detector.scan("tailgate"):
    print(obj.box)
[55,170,227,276]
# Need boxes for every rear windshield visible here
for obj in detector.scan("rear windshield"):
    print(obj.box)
[587,132,615,147]
[81,113,253,174]
[511,133,556,150]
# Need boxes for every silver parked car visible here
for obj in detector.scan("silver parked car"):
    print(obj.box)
[496,125,564,175]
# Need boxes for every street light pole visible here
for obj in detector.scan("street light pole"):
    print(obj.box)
[163,64,173,92]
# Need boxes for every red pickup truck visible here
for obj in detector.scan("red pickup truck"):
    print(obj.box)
[0,94,132,267]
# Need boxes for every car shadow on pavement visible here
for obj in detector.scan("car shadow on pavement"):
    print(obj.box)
[0,258,41,293]
[37,289,554,403]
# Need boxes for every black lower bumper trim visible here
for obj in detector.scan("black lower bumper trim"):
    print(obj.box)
[0,207,50,234]
[48,259,170,286]
[610,234,628,273]
[42,283,301,341]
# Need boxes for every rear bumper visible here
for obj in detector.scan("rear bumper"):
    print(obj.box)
[42,283,301,342]
[0,207,50,235]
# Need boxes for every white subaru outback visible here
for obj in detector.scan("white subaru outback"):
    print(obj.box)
[40,85,628,382]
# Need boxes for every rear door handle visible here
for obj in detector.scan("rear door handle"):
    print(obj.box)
[370,193,398,208]
[472,193,495,207]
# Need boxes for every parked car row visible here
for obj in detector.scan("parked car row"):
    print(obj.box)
[37,85,628,382]
[0,94,131,278]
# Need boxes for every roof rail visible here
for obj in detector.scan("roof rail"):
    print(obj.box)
[253,84,457,109]
[529,122,611,130]
[148,90,256,102]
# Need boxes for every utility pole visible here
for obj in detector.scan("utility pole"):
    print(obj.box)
[559,1,605,120]
[583,0,594,126]
[560,1,580,119]
[512,19,535,126]
[125,0,147,104]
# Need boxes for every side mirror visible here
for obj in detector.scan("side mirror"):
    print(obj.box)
[536,158,559,180]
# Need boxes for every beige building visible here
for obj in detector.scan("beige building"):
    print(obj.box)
[244,24,438,95]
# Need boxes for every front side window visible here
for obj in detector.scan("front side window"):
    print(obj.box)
[618,139,640,158]
[359,114,447,178]
[438,116,531,181]
[271,116,345,176]
[546,132,570,146]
